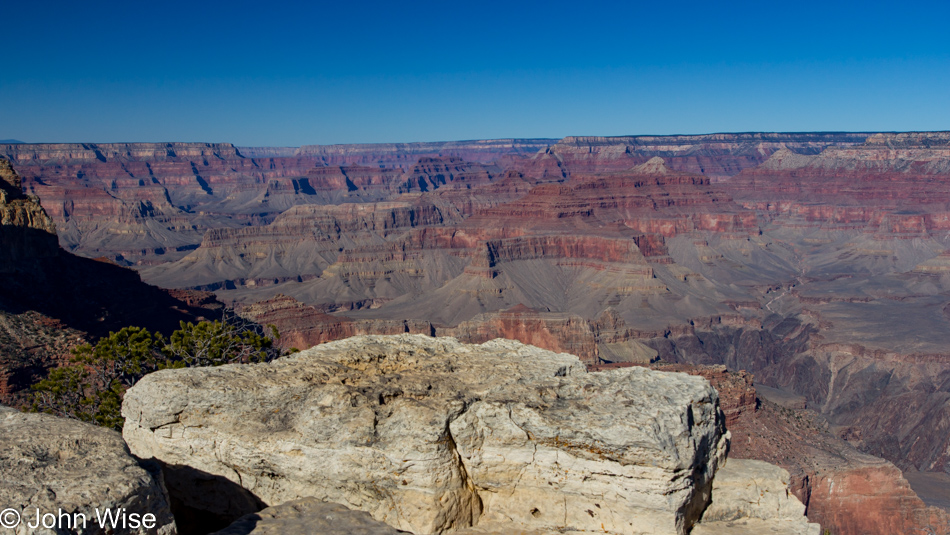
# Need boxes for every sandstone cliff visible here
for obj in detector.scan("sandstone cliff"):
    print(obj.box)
[122,334,729,535]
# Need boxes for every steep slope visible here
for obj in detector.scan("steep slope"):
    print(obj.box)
[673,364,950,535]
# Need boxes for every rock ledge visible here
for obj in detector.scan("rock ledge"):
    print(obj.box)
[123,334,728,535]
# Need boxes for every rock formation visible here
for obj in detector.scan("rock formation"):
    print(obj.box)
[0,134,863,264]
[0,406,176,534]
[0,159,58,272]
[547,133,868,180]
[692,459,820,535]
[632,361,950,535]
[122,334,729,535]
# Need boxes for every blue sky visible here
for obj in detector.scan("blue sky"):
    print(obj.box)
[3,0,949,145]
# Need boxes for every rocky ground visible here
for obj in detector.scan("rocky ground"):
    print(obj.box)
[663,364,950,535]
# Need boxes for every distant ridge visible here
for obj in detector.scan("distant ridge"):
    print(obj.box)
[0,139,24,144]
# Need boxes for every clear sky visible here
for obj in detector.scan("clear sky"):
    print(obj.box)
[3,0,949,146]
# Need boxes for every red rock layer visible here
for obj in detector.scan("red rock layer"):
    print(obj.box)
[439,305,599,362]
[726,134,950,235]
[468,160,756,239]
[807,464,950,535]
[394,157,500,193]
[4,142,530,263]
[236,294,433,351]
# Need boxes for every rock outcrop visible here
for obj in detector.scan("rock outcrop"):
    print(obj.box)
[122,334,729,535]
[693,459,820,535]
[0,406,176,534]
[210,498,406,535]
[0,159,58,272]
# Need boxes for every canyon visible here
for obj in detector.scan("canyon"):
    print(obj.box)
[4,131,950,533]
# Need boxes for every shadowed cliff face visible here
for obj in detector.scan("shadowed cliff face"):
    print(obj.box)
[0,241,226,404]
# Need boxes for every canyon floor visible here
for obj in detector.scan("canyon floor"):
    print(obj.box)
[3,132,950,534]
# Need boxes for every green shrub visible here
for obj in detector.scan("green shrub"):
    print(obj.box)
[31,319,285,430]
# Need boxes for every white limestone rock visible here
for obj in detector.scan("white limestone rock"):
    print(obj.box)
[0,406,176,535]
[692,459,820,535]
[122,334,729,535]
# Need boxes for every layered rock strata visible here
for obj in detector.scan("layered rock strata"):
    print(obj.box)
[122,334,729,535]
[549,133,869,180]
[3,133,865,263]
[727,132,950,235]
[0,406,176,535]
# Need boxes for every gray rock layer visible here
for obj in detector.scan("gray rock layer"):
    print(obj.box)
[122,334,729,535]
[210,497,407,535]
[0,406,176,535]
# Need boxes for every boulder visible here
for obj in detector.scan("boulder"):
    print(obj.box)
[0,406,176,534]
[122,334,729,535]
[692,459,820,535]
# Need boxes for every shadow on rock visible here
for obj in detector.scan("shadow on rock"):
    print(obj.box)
[159,463,266,535]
